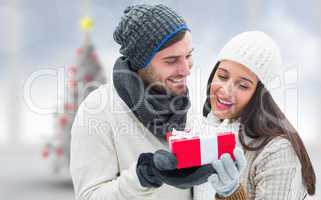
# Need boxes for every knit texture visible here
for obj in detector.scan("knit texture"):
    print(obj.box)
[217,31,282,90]
[113,56,190,138]
[70,85,193,200]
[193,116,307,200]
[194,138,307,199]
[113,4,189,70]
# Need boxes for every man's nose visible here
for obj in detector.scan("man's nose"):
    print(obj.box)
[178,58,191,76]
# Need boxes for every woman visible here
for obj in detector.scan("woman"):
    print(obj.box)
[194,31,316,200]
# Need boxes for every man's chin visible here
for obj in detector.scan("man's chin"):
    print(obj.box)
[146,82,188,96]
[168,86,188,96]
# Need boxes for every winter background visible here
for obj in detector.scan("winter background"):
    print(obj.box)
[0,0,320,199]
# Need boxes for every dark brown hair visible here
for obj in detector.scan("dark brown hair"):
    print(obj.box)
[203,62,316,195]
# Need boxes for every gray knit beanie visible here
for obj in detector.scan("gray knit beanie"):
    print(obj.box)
[113,4,189,70]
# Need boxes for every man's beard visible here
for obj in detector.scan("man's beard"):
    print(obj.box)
[138,65,188,96]
[146,80,169,94]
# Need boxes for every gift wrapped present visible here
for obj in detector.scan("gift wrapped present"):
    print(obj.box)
[166,129,236,169]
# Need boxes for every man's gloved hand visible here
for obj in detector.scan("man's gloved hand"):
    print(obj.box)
[136,149,215,189]
[208,147,247,197]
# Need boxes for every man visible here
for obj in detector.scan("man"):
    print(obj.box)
[70,4,213,200]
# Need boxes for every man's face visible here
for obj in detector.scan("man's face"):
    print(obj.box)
[137,32,193,96]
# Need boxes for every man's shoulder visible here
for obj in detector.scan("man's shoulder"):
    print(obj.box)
[84,84,122,106]
[82,84,112,105]
[78,84,130,118]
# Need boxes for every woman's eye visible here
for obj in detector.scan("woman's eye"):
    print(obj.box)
[218,75,227,80]
[239,85,249,90]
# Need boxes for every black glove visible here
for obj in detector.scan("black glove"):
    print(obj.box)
[136,150,215,189]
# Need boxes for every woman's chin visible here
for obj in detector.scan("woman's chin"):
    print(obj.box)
[212,109,230,119]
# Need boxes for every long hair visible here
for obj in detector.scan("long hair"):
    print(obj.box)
[203,62,316,195]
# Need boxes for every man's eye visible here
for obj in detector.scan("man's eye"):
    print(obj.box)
[165,59,176,64]
[186,54,192,59]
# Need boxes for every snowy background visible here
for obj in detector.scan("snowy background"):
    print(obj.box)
[0,0,320,199]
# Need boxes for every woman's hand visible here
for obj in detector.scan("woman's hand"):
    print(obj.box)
[209,147,247,197]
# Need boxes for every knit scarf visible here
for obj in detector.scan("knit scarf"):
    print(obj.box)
[113,57,190,138]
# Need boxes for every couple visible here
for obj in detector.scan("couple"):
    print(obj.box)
[70,4,316,200]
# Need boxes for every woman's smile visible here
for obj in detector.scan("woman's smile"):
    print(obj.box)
[215,95,234,111]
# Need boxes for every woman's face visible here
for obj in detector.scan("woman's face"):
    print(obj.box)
[210,60,259,120]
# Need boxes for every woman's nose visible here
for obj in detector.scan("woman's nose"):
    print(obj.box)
[221,81,233,96]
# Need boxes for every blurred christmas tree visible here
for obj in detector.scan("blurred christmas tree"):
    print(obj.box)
[43,17,106,173]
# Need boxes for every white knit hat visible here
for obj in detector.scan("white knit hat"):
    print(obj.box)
[217,31,282,90]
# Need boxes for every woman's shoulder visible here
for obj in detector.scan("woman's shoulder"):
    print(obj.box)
[264,136,293,153]
[254,136,300,167]
[246,137,306,200]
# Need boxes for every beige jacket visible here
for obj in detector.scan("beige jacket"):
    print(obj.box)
[194,112,307,200]
[70,84,192,200]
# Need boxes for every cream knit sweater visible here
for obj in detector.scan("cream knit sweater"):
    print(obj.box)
[70,83,307,200]
[70,85,192,200]
[193,112,307,200]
